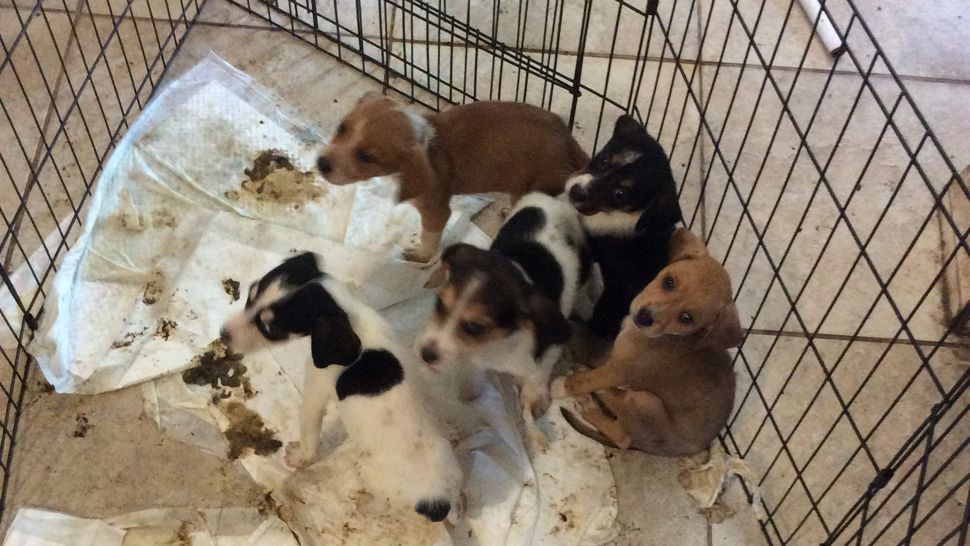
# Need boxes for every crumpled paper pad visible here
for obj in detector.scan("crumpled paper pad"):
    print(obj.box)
[2,506,298,546]
[678,443,767,523]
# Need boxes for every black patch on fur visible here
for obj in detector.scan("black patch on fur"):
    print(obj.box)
[265,282,362,367]
[527,292,571,358]
[335,349,404,399]
[572,116,682,338]
[247,252,323,308]
[415,499,451,522]
[498,242,565,306]
[492,206,544,247]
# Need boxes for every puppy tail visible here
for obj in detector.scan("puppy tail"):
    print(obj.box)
[560,407,618,449]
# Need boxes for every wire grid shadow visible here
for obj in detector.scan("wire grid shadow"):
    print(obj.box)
[0,0,204,514]
[225,0,969,544]
[0,0,967,544]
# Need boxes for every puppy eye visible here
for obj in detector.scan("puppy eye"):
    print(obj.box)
[592,154,608,168]
[434,295,445,314]
[662,275,675,291]
[679,312,694,325]
[336,122,347,136]
[356,150,376,164]
[460,321,486,337]
[612,187,627,201]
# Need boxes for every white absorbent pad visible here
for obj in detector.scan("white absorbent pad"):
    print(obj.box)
[2,507,298,546]
[29,54,618,545]
[30,54,488,394]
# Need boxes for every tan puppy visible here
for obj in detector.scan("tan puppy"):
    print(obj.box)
[317,94,588,262]
[550,228,742,456]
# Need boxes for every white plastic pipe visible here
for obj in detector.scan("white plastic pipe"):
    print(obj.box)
[797,0,847,58]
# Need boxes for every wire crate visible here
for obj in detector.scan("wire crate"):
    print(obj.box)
[1,0,967,544]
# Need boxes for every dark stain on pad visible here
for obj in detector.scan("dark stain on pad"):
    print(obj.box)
[223,401,282,459]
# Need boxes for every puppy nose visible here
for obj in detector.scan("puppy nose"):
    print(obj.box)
[420,345,439,364]
[634,308,654,327]
[316,156,332,174]
[219,327,232,345]
[568,184,588,202]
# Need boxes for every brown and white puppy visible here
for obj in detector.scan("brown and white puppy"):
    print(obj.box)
[417,193,590,449]
[317,94,588,262]
[550,228,741,457]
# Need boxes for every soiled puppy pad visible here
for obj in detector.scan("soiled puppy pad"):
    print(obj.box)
[1,507,296,546]
[277,443,452,546]
[31,54,488,394]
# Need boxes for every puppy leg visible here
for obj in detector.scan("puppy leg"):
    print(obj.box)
[551,360,626,398]
[404,197,449,263]
[575,395,632,449]
[285,362,339,468]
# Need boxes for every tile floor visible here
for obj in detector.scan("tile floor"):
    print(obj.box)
[1,0,967,544]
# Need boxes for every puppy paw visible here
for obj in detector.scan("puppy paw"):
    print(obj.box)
[403,246,433,263]
[575,395,601,421]
[549,377,569,399]
[284,442,313,468]
[500,206,512,218]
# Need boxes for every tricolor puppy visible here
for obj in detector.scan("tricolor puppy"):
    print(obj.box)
[552,229,741,456]
[417,193,590,447]
[317,94,588,262]
[220,253,462,523]
[565,115,683,338]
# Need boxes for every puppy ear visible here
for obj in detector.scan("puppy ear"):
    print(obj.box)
[440,243,481,270]
[700,303,743,350]
[634,180,683,235]
[613,114,645,138]
[310,313,362,368]
[668,228,709,262]
[526,292,571,357]
[397,145,436,202]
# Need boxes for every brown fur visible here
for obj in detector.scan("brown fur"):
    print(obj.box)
[319,93,588,261]
[555,228,741,457]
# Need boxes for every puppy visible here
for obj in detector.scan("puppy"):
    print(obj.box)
[565,114,683,338]
[551,229,741,456]
[317,94,588,262]
[417,193,589,448]
[220,252,462,523]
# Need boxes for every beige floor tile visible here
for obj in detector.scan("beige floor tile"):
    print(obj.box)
[725,333,967,544]
[849,0,970,81]
[696,0,970,80]
[392,0,698,60]
[697,64,965,343]
[161,19,385,135]
[711,478,770,545]
[698,0,835,71]
[607,449,711,546]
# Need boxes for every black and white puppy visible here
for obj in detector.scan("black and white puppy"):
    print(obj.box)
[565,115,683,338]
[417,193,590,448]
[220,252,462,523]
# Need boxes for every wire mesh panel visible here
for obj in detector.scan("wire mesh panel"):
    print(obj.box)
[0,0,966,543]
[0,0,204,513]
[226,0,969,544]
